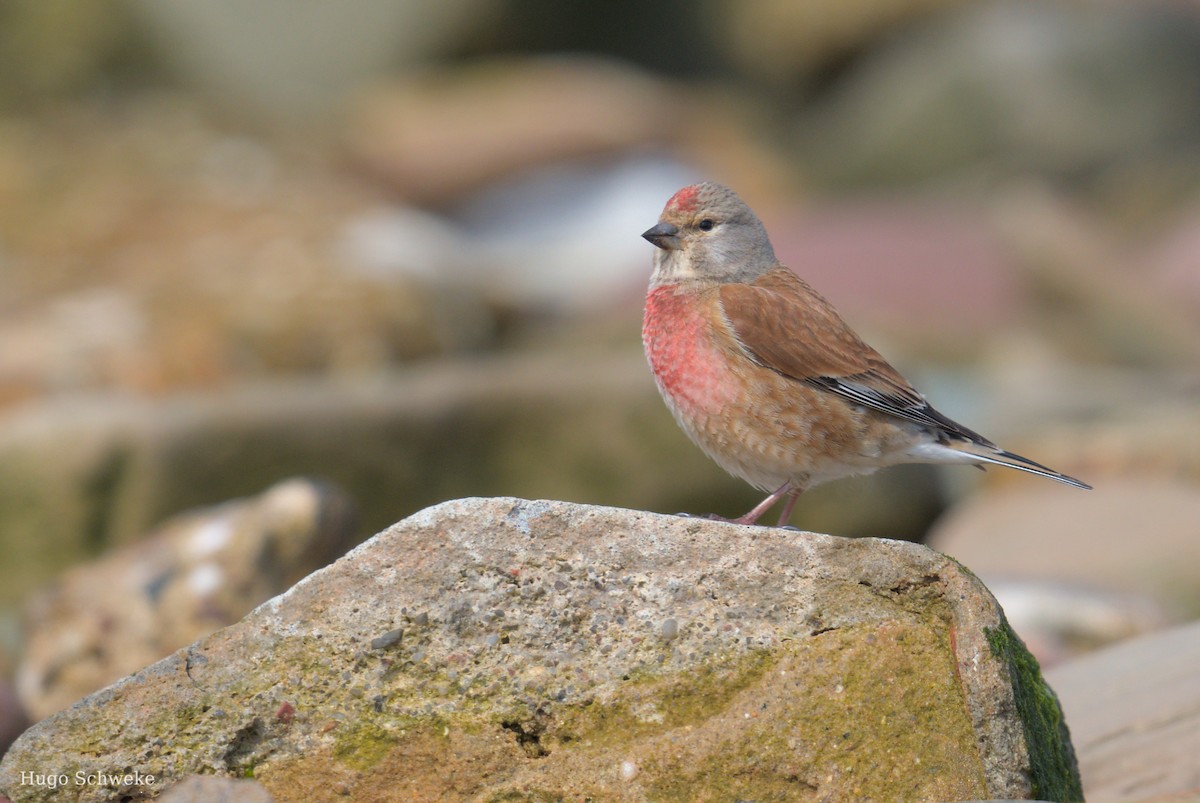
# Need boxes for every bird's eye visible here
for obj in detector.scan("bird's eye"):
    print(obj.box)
[698,218,715,231]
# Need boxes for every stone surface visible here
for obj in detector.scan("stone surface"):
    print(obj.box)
[16,478,357,721]
[1046,621,1200,802]
[0,498,1080,802]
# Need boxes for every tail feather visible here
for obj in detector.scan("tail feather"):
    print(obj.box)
[950,442,1092,490]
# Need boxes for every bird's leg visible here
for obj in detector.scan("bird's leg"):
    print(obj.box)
[708,482,792,526]
[775,488,803,527]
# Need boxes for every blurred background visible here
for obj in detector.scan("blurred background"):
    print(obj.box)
[1,0,1198,748]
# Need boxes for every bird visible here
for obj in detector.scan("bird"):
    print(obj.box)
[641,182,1090,527]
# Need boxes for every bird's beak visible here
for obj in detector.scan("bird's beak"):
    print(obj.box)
[642,221,681,251]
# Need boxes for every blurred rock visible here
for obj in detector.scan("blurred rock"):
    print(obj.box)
[160,775,275,803]
[1046,620,1200,802]
[710,0,963,85]
[928,478,1200,628]
[131,0,501,120]
[0,287,150,405]
[0,677,28,758]
[0,97,495,403]
[994,185,1200,367]
[344,57,683,205]
[798,1,1200,187]
[16,478,357,721]
[345,54,794,210]
[0,499,1081,802]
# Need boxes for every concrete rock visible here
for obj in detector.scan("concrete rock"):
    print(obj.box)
[0,498,1080,802]
[1046,621,1200,802]
[16,478,357,721]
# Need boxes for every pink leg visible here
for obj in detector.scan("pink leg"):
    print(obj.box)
[707,482,792,526]
[775,488,803,527]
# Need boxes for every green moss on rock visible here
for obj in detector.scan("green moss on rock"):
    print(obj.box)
[636,621,987,802]
[547,647,776,750]
[332,718,398,772]
[986,621,1084,802]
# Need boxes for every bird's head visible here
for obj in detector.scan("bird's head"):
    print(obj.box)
[643,182,777,287]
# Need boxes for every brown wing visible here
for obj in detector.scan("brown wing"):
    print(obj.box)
[718,267,994,444]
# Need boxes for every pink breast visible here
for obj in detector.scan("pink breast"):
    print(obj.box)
[643,286,734,416]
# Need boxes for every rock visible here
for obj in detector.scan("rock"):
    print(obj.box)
[159,775,275,803]
[16,478,357,721]
[0,498,1081,802]
[129,0,500,120]
[1046,621,1200,802]
[927,478,1200,626]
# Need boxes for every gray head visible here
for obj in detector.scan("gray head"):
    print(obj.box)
[642,182,777,287]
